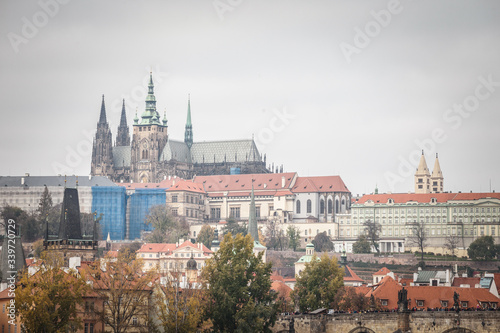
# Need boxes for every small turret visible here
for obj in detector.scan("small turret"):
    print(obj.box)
[184,95,193,149]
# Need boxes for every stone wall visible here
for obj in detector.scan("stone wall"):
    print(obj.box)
[272,311,500,333]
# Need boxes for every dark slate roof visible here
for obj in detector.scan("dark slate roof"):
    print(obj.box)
[112,146,131,168]
[160,140,192,163]
[190,139,261,164]
[0,175,116,187]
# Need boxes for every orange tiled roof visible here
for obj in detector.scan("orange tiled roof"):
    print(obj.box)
[374,267,392,276]
[354,192,500,204]
[344,265,364,282]
[494,274,500,295]
[137,240,213,254]
[292,176,349,193]
[366,276,402,310]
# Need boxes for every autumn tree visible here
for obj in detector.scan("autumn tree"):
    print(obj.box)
[81,252,156,333]
[468,236,498,260]
[291,253,344,312]
[407,221,428,262]
[352,235,371,254]
[363,219,381,254]
[312,231,333,252]
[155,275,207,332]
[145,205,189,243]
[222,217,247,237]
[16,254,88,332]
[287,225,301,251]
[120,242,143,263]
[333,286,380,312]
[197,225,215,248]
[202,233,278,332]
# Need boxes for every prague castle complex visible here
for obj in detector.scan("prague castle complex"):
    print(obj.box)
[91,73,268,183]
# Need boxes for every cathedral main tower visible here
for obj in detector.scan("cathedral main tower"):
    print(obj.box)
[91,95,114,177]
[130,73,168,183]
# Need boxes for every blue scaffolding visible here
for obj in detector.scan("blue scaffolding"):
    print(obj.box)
[91,186,127,240]
[128,189,167,240]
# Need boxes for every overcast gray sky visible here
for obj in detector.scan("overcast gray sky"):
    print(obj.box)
[1,0,499,195]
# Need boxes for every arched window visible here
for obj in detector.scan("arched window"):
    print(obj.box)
[328,199,333,214]
[335,199,339,214]
[320,199,325,214]
[341,198,346,212]
[296,200,301,214]
[307,199,312,214]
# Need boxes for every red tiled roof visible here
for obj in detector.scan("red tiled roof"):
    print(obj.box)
[166,180,205,194]
[354,192,500,205]
[494,274,500,295]
[137,240,213,254]
[452,277,481,287]
[366,276,402,310]
[116,178,180,189]
[0,288,12,299]
[374,267,392,276]
[292,176,349,193]
[344,265,364,282]
[194,173,297,192]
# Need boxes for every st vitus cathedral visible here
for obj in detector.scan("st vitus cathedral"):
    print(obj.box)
[91,73,269,183]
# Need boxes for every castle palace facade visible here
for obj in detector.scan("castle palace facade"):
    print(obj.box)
[91,73,268,183]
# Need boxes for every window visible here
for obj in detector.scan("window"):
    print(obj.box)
[171,208,178,216]
[132,317,138,326]
[417,300,424,307]
[172,195,178,203]
[230,207,240,218]
[306,200,312,214]
[256,206,260,217]
[441,301,448,307]
[461,301,468,308]
[381,300,388,306]
[320,199,325,214]
[296,200,301,214]
[210,207,221,219]
[328,199,333,214]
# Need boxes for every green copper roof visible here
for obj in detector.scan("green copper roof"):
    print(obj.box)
[186,95,192,126]
[184,95,193,148]
[139,72,162,126]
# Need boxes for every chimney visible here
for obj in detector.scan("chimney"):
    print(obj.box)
[281,176,285,188]
[88,175,92,180]
[25,173,30,177]
[21,177,24,185]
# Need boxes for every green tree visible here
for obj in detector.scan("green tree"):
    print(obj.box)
[0,205,40,242]
[264,220,288,251]
[119,242,143,263]
[16,254,89,332]
[222,217,247,237]
[197,225,215,248]
[363,219,381,254]
[468,236,498,260]
[312,231,333,252]
[291,253,344,312]
[333,286,379,312]
[352,235,371,254]
[202,233,278,332]
[145,205,189,243]
[287,226,301,251]
[37,185,53,221]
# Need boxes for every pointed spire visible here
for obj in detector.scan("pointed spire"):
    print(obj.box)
[93,211,98,242]
[134,107,139,124]
[432,153,442,178]
[119,99,128,127]
[99,94,107,123]
[248,184,259,242]
[163,108,168,126]
[416,151,429,174]
[184,94,193,149]
[141,71,160,125]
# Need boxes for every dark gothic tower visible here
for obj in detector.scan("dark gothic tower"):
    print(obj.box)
[91,95,114,177]
[184,95,193,149]
[115,99,130,146]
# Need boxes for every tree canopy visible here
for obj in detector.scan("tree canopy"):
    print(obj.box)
[287,226,301,251]
[222,217,247,237]
[16,254,88,332]
[407,221,428,261]
[197,225,215,248]
[145,205,189,243]
[362,220,381,254]
[202,233,278,332]
[352,235,371,254]
[292,253,344,312]
[468,236,498,261]
[312,231,333,252]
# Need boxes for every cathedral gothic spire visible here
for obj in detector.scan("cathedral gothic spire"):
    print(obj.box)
[116,99,130,146]
[91,95,113,177]
[184,95,193,149]
[99,94,107,123]
[431,153,444,193]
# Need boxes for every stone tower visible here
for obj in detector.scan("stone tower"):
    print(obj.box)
[91,95,114,177]
[130,73,169,183]
[184,96,193,149]
[431,153,444,193]
[115,99,130,147]
[44,187,98,264]
[414,150,431,194]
